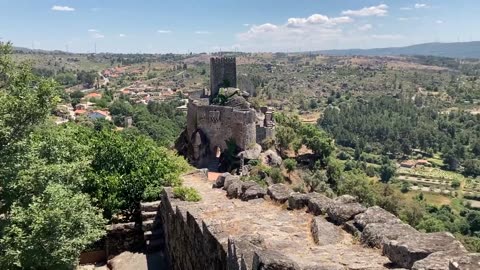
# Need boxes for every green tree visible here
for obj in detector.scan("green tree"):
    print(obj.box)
[0,43,59,152]
[300,124,334,162]
[417,216,447,233]
[276,126,296,153]
[283,158,297,180]
[86,130,189,218]
[337,170,377,206]
[464,159,480,177]
[326,158,343,190]
[0,183,106,270]
[379,162,396,183]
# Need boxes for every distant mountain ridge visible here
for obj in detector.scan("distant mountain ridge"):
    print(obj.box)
[11,41,480,59]
[316,41,480,59]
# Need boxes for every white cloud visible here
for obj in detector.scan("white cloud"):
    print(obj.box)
[195,31,211,34]
[342,4,388,17]
[358,24,373,31]
[287,14,352,28]
[243,24,250,27]
[400,7,413,11]
[371,34,404,40]
[51,5,75,12]
[119,34,126,37]
[436,20,444,24]
[157,30,172,34]
[88,29,99,32]
[415,3,428,9]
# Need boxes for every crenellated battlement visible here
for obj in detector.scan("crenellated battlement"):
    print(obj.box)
[210,57,236,65]
[210,57,237,99]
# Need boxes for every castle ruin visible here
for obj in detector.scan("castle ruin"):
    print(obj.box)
[176,57,275,171]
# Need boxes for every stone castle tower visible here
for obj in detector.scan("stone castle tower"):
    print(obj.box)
[209,57,237,100]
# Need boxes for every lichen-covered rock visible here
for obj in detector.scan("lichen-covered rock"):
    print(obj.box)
[238,144,262,160]
[223,175,241,191]
[259,150,283,167]
[383,232,467,269]
[334,195,357,204]
[307,193,334,215]
[353,206,401,231]
[213,173,230,188]
[311,217,342,245]
[267,184,292,203]
[344,220,361,237]
[252,250,300,270]
[412,250,468,270]
[241,184,267,201]
[326,202,366,225]
[449,253,480,270]
[226,179,244,198]
[287,193,310,210]
[361,222,418,248]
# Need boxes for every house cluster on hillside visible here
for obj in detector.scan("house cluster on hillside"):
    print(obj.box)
[54,92,112,124]
[120,81,177,104]
[102,66,143,79]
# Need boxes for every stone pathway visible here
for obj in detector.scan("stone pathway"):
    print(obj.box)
[180,173,392,269]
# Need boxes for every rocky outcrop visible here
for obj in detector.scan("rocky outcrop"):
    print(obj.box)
[259,150,282,166]
[241,182,267,201]
[412,249,468,270]
[223,178,266,201]
[267,184,292,203]
[383,232,467,269]
[327,201,366,225]
[307,194,333,215]
[220,173,241,190]
[361,222,418,248]
[287,192,310,210]
[353,206,401,231]
[310,217,342,245]
[334,195,357,204]
[449,253,480,269]
[238,143,262,160]
[252,250,300,270]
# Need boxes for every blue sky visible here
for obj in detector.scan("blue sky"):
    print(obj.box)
[0,0,479,53]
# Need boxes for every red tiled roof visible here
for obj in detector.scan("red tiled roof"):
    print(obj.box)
[74,109,87,115]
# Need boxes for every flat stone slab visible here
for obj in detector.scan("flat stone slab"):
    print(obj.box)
[383,232,466,269]
[311,217,343,245]
[449,253,480,270]
[267,183,292,203]
[353,206,401,231]
[327,202,366,225]
[179,173,391,269]
[361,222,418,248]
[307,193,334,216]
[412,250,468,270]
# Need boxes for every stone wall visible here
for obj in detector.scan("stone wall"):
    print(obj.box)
[186,100,256,154]
[159,188,228,270]
[105,222,144,257]
[210,57,237,100]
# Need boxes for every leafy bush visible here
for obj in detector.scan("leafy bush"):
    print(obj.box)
[173,187,202,202]
[269,167,284,183]
[0,183,106,269]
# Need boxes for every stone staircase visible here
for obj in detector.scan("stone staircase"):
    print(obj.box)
[140,201,165,253]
